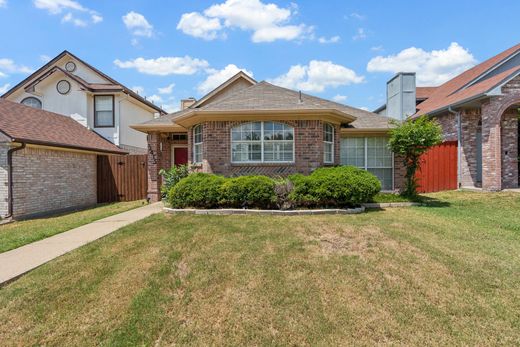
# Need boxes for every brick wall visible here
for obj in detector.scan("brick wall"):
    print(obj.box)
[189,120,340,177]
[10,146,97,218]
[0,144,8,217]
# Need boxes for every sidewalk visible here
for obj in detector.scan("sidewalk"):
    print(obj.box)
[0,202,163,285]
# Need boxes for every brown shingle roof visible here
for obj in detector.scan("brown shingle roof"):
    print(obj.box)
[199,81,392,129]
[0,99,126,154]
[415,43,520,117]
[416,86,437,100]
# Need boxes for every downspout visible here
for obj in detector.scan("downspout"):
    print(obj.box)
[448,106,462,189]
[5,142,26,219]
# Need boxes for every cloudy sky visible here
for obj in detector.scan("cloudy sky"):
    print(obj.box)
[0,0,518,113]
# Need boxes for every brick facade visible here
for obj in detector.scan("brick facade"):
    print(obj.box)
[1,146,97,218]
[187,120,340,177]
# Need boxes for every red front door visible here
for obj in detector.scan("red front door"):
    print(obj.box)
[174,147,188,166]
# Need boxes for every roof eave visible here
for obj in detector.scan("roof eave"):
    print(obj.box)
[130,123,187,134]
[10,137,127,155]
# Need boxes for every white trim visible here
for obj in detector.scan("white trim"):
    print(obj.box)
[171,144,188,166]
[323,123,334,164]
[192,125,203,164]
[230,121,295,164]
[465,49,520,89]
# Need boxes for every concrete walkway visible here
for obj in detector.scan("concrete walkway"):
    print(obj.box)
[0,202,163,285]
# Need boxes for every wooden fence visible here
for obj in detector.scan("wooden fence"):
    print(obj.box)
[97,155,148,203]
[416,141,458,193]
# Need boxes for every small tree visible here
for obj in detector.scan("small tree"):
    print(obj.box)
[388,116,442,196]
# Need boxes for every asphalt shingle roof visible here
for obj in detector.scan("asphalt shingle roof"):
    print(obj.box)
[0,99,126,154]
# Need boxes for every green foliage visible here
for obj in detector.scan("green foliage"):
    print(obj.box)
[220,176,276,208]
[159,165,190,198]
[168,173,225,208]
[388,116,442,196]
[289,166,381,207]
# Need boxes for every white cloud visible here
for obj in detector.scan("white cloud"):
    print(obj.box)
[33,0,102,26]
[132,86,145,95]
[0,0,7,8]
[177,12,223,40]
[162,103,180,113]
[370,45,384,52]
[114,56,209,76]
[0,71,6,78]
[318,35,340,44]
[177,0,313,43]
[40,54,51,63]
[352,28,367,41]
[123,11,154,38]
[0,58,33,75]
[332,94,347,103]
[349,12,365,20]
[367,42,477,86]
[147,94,163,104]
[198,64,253,94]
[0,83,10,94]
[158,83,175,95]
[269,60,364,93]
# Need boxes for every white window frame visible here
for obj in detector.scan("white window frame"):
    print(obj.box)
[323,123,334,164]
[341,136,394,191]
[193,125,203,164]
[230,121,295,164]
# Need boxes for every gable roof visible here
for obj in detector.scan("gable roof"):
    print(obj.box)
[0,99,126,154]
[1,50,165,114]
[415,43,520,117]
[190,71,257,108]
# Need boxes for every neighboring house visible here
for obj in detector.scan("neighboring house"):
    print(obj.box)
[376,43,520,191]
[0,99,126,219]
[132,72,400,202]
[1,51,165,154]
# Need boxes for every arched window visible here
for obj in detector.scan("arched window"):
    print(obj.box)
[231,121,294,163]
[21,97,42,109]
[323,123,334,164]
[193,125,203,164]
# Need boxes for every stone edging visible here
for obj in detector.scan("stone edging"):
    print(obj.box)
[362,202,423,209]
[164,206,365,215]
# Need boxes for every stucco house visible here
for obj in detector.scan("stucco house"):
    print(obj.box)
[376,43,520,191]
[0,99,126,219]
[1,51,165,154]
[132,72,400,202]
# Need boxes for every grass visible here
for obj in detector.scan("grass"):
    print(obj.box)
[0,200,146,253]
[1,191,520,345]
[371,192,425,203]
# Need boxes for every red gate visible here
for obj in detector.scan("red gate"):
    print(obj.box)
[416,141,458,193]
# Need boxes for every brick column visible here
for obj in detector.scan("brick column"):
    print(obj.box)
[147,132,162,202]
[481,100,502,191]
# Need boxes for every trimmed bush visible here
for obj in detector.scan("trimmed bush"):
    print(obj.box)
[220,175,276,209]
[168,173,225,208]
[289,166,381,207]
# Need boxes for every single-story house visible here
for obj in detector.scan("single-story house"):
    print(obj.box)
[375,43,520,191]
[132,72,402,202]
[1,50,166,154]
[0,99,126,219]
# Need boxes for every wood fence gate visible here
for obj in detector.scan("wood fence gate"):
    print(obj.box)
[97,155,148,203]
[416,141,458,193]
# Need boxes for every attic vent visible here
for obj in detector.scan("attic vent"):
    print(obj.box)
[65,61,76,72]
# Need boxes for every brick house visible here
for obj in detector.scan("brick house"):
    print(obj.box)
[0,99,126,219]
[133,72,400,202]
[375,43,520,191]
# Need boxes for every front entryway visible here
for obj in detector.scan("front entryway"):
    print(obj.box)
[172,146,188,166]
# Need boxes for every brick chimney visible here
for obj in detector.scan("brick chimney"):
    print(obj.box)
[181,97,196,110]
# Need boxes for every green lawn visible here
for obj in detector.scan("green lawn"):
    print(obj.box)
[1,191,520,345]
[0,200,146,253]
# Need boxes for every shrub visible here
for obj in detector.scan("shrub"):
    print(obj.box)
[168,173,225,208]
[159,165,190,198]
[289,166,381,207]
[220,175,276,209]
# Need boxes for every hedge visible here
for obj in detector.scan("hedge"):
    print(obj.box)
[289,166,381,207]
[168,166,381,209]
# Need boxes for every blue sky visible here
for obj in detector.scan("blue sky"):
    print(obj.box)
[0,0,519,113]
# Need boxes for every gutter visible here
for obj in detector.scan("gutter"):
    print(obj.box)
[6,142,26,219]
[448,106,462,188]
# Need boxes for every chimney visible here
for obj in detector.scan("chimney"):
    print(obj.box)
[386,72,416,121]
[181,97,196,110]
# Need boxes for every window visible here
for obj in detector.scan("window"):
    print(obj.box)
[193,125,203,164]
[94,95,114,127]
[21,97,42,109]
[341,137,393,190]
[323,123,334,164]
[231,121,294,163]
